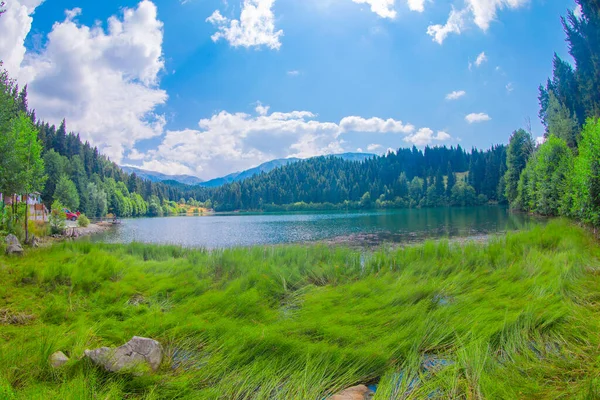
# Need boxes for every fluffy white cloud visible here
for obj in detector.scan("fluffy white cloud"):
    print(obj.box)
[0,0,44,76]
[407,0,426,12]
[367,143,382,151]
[142,105,422,179]
[404,128,452,146]
[428,0,528,43]
[446,90,466,100]
[207,0,283,50]
[139,160,195,176]
[475,51,487,67]
[465,112,491,123]
[287,70,300,76]
[352,0,396,18]
[467,0,529,31]
[0,1,168,163]
[339,116,415,134]
[574,3,583,18]
[427,7,468,45]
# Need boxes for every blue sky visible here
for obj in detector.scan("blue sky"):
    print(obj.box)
[0,0,577,179]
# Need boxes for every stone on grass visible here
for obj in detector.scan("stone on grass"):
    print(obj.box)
[330,384,375,400]
[84,336,163,374]
[5,234,23,255]
[50,351,69,368]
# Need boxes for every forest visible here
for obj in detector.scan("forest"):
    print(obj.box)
[1,0,600,228]
[503,0,600,226]
[209,146,507,211]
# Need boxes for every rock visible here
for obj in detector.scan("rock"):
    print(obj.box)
[5,234,19,246]
[330,385,375,400]
[5,234,23,255]
[84,336,163,374]
[50,351,69,368]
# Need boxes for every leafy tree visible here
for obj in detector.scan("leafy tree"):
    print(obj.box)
[54,175,80,211]
[49,200,66,235]
[359,192,372,208]
[87,182,107,218]
[570,119,600,225]
[505,129,534,205]
[532,136,573,215]
[13,113,46,241]
[450,181,477,206]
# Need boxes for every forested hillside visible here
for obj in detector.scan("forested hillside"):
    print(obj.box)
[505,0,600,226]
[0,71,210,223]
[209,145,507,211]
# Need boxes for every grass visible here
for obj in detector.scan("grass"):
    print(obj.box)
[0,219,599,399]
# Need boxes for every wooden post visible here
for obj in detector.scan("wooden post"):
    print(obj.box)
[24,193,29,243]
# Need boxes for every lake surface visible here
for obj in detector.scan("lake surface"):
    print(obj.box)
[92,206,543,248]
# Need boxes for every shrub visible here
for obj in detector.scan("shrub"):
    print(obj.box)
[77,214,90,228]
[27,220,49,238]
[49,200,66,235]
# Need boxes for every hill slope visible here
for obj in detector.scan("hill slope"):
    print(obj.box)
[200,153,375,187]
[120,166,204,186]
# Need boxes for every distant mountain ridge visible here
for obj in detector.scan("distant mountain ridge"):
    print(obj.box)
[121,153,375,187]
[120,166,204,186]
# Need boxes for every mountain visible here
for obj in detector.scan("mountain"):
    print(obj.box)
[200,153,375,188]
[120,166,204,186]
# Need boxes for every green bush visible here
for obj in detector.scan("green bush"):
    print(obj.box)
[77,214,90,228]
[49,200,66,235]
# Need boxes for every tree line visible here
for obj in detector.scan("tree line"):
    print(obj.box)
[504,0,600,226]
[209,145,507,211]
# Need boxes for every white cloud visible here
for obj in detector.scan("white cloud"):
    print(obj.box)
[351,0,396,18]
[475,51,487,67]
[0,0,44,76]
[404,128,452,146]
[339,116,415,134]
[506,82,514,93]
[428,0,528,43]
[287,70,300,76]
[207,0,283,50]
[139,160,195,176]
[144,105,420,179]
[446,90,466,100]
[574,3,583,18]
[255,103,270,115]
[467,0,529,31]
[127,149,148,161]
[0,1,168,163]
[426,7,468,45]
[465,112,491,123]
[367,143,382,151]
[407,0,425,13]
[535,136,545,146]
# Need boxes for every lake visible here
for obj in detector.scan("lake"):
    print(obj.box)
[92,206,543,248]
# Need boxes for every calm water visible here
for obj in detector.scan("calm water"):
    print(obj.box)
[92,206,542,248]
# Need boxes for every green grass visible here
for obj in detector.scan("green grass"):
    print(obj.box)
[1,219,600,399]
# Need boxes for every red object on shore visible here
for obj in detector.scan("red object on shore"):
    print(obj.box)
[63,209,81,221]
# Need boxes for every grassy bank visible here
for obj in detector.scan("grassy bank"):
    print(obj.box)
[1,220,599,399]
